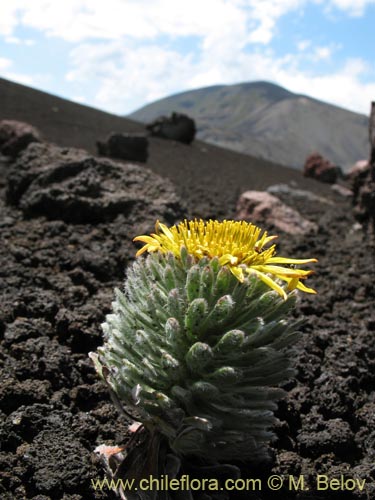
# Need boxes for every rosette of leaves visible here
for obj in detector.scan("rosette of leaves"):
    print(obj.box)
[91,219,316,499]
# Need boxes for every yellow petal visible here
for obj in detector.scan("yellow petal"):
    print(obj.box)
[219,254,238,266]
[277,275,317,295]
[135,246,149,257]
[256,265,314,278]
[229,266,245,282]
[132,219,317,296]
[133,235,158,244]
[296,281,317,294]
[158,222,175,241]
[262,235,278,246]
[248,268,287,300]
[287,277,300,291]
[268,257,318,264]
[135,244,160,257]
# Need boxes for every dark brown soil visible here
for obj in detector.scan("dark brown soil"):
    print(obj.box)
[1,78,374,500]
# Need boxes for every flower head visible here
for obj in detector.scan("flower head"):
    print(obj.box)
[134,219,317,299]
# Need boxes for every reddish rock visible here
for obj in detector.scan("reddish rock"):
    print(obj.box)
[352,170,375,232]
[351,102,375,235]
[348,160,369,179]
[97,132,148,163]
[0,120,41,157]
[236,190,318,234]
[303,152,341,184]
[146,112,196,144]
[347,160,369,199]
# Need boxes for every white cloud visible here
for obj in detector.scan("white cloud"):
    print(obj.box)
[329,0,375,16]
[309,43,341,62]
[313,46,332,60]
[4,35,35,45]
[297,40,311,51]
[71,95,87,105]
[17,0,294,47]
[0,62,34,86]
[0,55,34,85]
[64,36,374,115]
[2,71,34,86]
[267,58,375,114]
[5,0,239,43]
[66,41,194,112]
[0,0,250,43]
[2,0,374,45]
[5,36,21,44]
[1,0,375,115]
[0,57,12,70]
[245,0,305,44]
[0,2,23,36]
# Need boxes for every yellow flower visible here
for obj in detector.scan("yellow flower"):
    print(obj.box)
[134,219,317,299]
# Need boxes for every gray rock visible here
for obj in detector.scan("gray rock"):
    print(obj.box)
[0,119,41,157]
[147,112,196,144]
[331,183,353,197]
[6,142,88,205]
[267,183,334,205]
[97,132,149,163]
[236,190,318,234]
[6,142,184,224]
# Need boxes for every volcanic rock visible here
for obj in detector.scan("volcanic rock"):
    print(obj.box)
[0,119,41,157]
[303,152,342,184]
[330,183,353,197]
[267,183,334,205]
[348,160,369,180]
[297,410,356,457]
[236,190,318,234]
[6,142,88,205]
[97,132,149,163]
[350,101,375,234]
[146,112,196,144]
[352,168,375,232]
[5,142,184,224]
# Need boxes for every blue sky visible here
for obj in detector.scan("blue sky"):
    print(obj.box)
[0,1,374,115]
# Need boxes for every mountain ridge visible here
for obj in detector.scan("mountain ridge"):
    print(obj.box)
[129,81,369,171]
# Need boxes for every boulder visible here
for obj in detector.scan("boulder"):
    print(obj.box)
[351,100,375,234]
[354,179,375,227]
[236,190,318,234]
[303,152,341,184]
[350,161,375,230]
[6,142,184,225]
[0,120,41,157]
[330,184,353,197]
[348,161,370,199]
[146,112,196,144]
[267,183,334,205]
[6,143,89,205]
[97,133,148,163]
[348,160,369,179]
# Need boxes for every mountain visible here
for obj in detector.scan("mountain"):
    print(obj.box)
[1,77,336,220]
[129,81,369,171]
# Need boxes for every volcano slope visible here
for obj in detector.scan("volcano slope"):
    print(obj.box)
[0,81,375,500]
